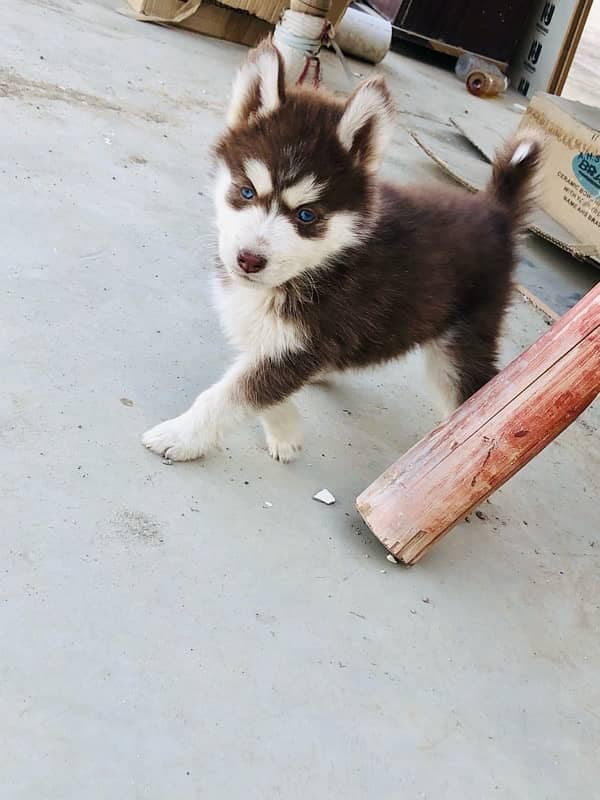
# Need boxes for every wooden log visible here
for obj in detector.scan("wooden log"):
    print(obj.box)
[290,0,331,17]
[357,284,600,565]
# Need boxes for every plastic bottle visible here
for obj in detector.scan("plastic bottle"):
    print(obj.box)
[455,53,495,79]
[455,53,508,96]
[466,70,509,97]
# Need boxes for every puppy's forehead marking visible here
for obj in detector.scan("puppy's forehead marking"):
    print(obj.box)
[244,158,273,197]
[281,174,326,209]
[278,145,306,184]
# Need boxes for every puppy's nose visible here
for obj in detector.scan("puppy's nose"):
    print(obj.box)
[237,250,266,274]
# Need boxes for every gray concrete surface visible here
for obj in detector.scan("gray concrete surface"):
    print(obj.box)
[2,2,599,798]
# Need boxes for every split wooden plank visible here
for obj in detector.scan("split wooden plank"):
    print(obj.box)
[357,283,600,565]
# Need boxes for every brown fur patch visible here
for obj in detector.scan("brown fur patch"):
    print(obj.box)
[216,48,540,413]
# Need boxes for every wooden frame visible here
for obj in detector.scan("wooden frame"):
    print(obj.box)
[549,0,594,96]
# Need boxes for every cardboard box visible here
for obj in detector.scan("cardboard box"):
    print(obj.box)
[519,93,600,253]
[129,0,279,24]
[128,0,350,35]
[127,0,271,46]
[177,2,271,46]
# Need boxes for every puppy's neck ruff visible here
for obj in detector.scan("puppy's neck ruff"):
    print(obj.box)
[213,275,306,363]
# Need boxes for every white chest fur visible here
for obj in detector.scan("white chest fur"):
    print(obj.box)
[213,279,304,362]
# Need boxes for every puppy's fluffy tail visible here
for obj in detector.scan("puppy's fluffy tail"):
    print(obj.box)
[488,138,542,229]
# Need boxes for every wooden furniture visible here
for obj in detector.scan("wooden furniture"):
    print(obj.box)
[392,0,537,69]
[357,283,600,565]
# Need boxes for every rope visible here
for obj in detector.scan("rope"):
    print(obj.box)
[273,20,323,57]
[273,10,354,89]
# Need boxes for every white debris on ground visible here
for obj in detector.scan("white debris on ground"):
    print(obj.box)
[386,554,398,564]
[313,489,336,505]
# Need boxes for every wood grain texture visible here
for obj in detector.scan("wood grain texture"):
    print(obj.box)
[357,283,600,564]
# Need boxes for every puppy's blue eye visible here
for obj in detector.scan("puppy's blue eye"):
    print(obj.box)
[240,186,255,200]
[297,208,316,224]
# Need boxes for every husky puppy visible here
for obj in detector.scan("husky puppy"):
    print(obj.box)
[143,42,540,463]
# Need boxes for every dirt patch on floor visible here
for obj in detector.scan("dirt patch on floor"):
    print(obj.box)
[0,67,168,123]
[111,510,164,546]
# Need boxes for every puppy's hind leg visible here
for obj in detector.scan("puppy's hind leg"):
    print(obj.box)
[424,324,499,418]
[423,336,461,418]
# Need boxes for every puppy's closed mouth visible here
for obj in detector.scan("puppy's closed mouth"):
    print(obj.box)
[234,270,260,284]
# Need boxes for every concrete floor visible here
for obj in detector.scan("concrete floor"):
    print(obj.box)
[2,2,599,797]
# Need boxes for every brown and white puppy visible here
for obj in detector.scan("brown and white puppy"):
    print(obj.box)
[143,42,540,463]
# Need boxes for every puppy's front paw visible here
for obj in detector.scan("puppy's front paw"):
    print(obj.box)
[261,402,304,463]
[266,432,303,463]
[142,414,209,461]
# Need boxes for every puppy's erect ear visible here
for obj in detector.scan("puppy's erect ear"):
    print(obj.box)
[337,77,394,172]
[227,41,285,128]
